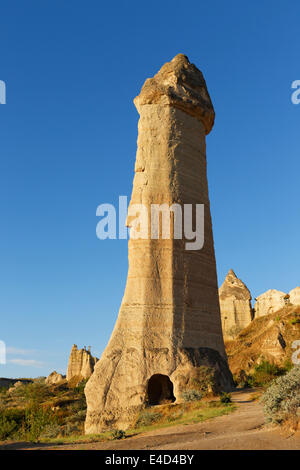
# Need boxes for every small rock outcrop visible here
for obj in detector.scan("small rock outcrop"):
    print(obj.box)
[289,287,300,305]
[45,371,65,385]
[254,289,287,318]
[219,269,253,340]
[67,345,98,383]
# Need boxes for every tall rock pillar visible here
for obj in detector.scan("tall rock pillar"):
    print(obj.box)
[219,269,253,340]
[85,54,233,433]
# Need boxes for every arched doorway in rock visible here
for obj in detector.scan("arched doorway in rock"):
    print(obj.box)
[147,374,176,405]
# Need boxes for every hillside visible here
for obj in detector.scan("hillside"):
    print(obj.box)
[225,305,300,376]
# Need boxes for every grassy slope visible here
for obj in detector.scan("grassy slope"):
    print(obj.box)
[226,305,300,375]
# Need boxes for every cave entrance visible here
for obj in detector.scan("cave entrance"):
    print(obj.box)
[147,374,175,405]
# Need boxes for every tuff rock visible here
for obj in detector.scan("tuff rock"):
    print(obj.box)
[85,54,233,434]
[67,345,98,384]
[219,269,253,340]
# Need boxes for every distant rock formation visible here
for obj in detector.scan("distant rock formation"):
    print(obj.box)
[45,371,65,385]
[66,345,98,383]
[85,54,233,434]
[0,378,33,389]
[254,289,287,318]
[219,269,253,340]
[289,287,300,305]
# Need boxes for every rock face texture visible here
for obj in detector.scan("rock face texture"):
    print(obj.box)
[219,269,253,340]
[45,371,65,385]
[226,305,300,375]
[67,345,98,383]
[85,54,233,433]
[254,289,287,318]
[289,287,300,305]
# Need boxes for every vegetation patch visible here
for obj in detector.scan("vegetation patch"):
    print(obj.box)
[261,365,300,427]
[234,360,292,388]
[0,379,87,442]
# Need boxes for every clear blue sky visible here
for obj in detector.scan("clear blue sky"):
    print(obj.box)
[1,1,299,378]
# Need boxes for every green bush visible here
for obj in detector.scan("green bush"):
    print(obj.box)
[22,406,58,441]
[62,422,80,436]
[111,429,126,440]
[0,416,18,440]
[261,365,300,424]
[219,392,232,404]
[39,423,61,439]
[135,410,162,427]
[234,370,252,389]
[181,390,202,402]
[248,360,286,387]
[73,379,88,395]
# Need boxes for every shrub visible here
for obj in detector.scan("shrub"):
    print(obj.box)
[220,392,232,404]
[261,365,300,424]
[73,379,88,394]
[234,370,252,389]
[181,390,202,402]
[228,325,243,339]
[39,423,61,439]
[111,429,126,440]
[248,360,286,387]
[0,416,18,440]
[135,410,162,427]
[61,422,80,436]
[65,409,86,424]
[22,406,58,441]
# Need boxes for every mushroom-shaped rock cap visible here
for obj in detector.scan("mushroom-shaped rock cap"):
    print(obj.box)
[134,54,215,134]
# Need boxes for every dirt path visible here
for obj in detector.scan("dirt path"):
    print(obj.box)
[1,389,300,450]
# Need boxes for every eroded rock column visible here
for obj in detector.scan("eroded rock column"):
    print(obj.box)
[85,54,233,433]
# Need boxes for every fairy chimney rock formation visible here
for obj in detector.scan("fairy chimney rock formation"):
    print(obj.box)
[254,289,287,318]
[85,54,233,433]
[289,287,300,305]
[219,269,253,340]
[67,345,98,383]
